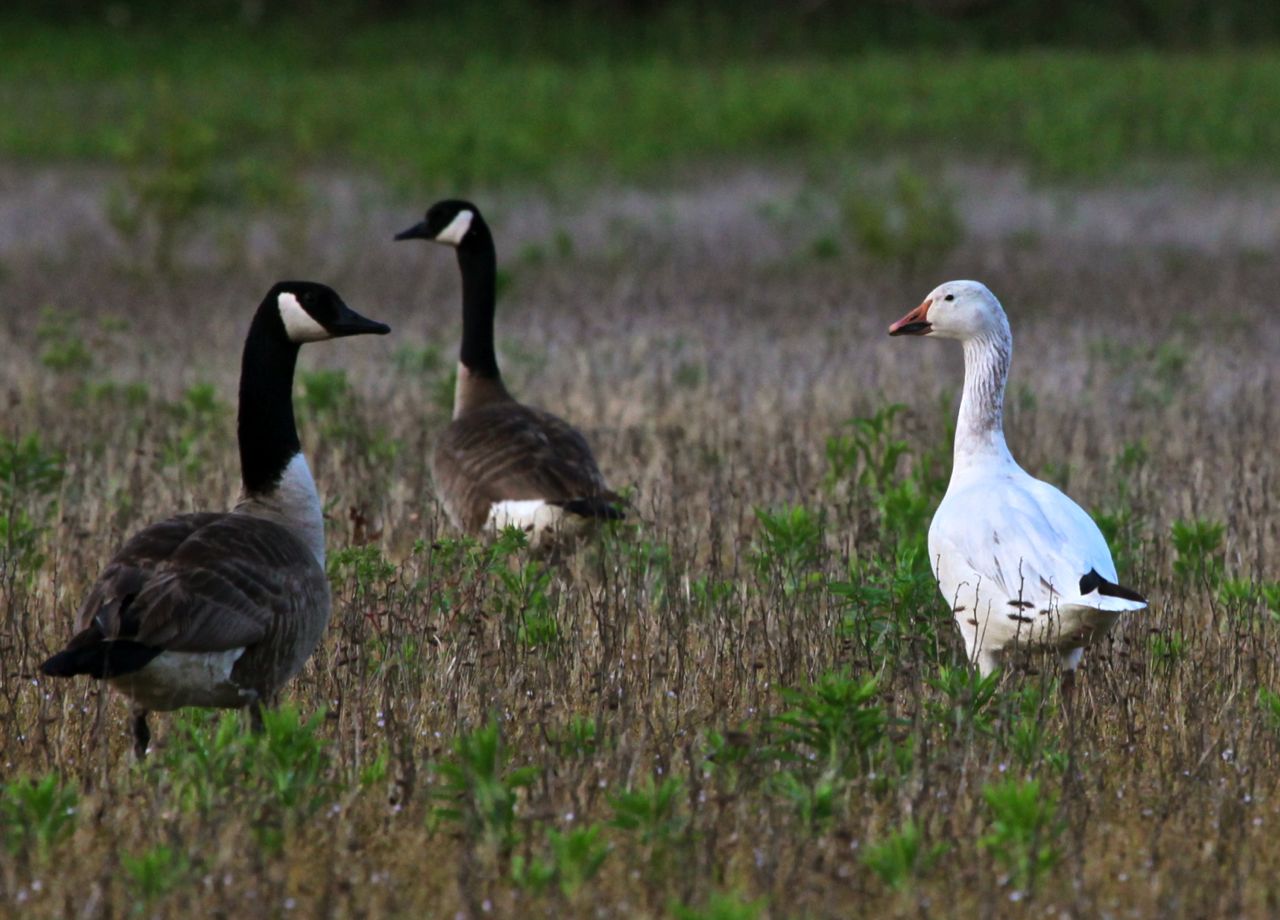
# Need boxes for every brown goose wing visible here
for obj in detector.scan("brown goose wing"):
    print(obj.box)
[79,512,324,653]
[433,403,617,531]
[76,512,226,636]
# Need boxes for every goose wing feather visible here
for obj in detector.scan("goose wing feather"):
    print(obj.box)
[78,512,325,653]
[929,472,1118,612]
[433,403,615,529]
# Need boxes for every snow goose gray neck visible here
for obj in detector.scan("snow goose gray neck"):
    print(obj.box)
[889,280,1146,677]
[40,282,390,757]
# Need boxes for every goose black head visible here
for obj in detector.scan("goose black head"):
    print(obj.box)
[394,200,485,249]
[269,281,392,344]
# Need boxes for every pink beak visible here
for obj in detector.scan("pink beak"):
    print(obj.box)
[888,299,933,336]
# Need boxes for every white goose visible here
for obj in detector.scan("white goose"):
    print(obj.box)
[888,280,1146,676]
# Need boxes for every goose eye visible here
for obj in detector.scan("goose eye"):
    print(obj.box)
[944,294,955,301]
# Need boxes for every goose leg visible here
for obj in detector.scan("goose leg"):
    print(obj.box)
[131,708,151,759]
[249,700,266,735]
[1059,648,1083,716]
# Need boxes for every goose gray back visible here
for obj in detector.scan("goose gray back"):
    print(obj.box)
[396,200,624,545]
[40,281,390,757]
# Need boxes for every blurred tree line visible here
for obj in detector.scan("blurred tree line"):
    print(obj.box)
[7,0,1280,50]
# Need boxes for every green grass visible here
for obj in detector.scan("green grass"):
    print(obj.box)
[5,21,1280,187]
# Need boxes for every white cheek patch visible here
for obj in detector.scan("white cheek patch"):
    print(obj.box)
[435,209,474,246]
[278,292,331,343]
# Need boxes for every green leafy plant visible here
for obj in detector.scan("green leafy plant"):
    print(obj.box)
[749,504,825,596]
[609,775,689,875]
[433,717,539,854]
[328,544,398,600]
[36,308,93,375]
[122,844,191,906]
[513,824,611,896]
[672,889,766,920]
[159,382,230,475]
[1149,631,1188,670]
[1004,684,1064,771]
[770,768,838,831]
[105,86,293,272]
[157,706,331,853]
[609,775,687,845]
[927,665,1001,738]
[0,773,78,863]
[824,403,908,496]
[554,715,599,758]
[980,777,1062,892]
[1259,688,1280,732]
[771,671,887,778]
[299,367,351,417]
[159,710,247,814]
[863,819,948,890]
[842,168,963,271]
[256,706,332,814]
[832,543,949,669]
[0,434,64,584]
[494,557,560,648]
[1171,518,1225,587]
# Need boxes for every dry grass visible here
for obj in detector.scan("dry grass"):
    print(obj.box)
[1,165,1279,918]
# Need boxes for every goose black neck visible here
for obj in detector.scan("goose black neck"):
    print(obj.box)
[238,311,302,496]
[456,224,500,379]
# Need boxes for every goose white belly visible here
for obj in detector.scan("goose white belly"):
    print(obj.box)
[486,499,592,543]
[939,563,1124,657]
[111,648,254,711]
[928,469,1140,672]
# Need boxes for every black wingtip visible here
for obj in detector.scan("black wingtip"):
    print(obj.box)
[40,641,162,679]
[554,497,626,521]
[1079,568,1147,603]
[40,649,84,677]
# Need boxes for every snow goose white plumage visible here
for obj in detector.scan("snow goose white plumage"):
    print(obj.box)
[888,280,1146,676]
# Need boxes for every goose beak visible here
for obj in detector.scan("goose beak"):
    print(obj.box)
[889,299,933,336]
[394,221,431,242]
[328,303,391,337]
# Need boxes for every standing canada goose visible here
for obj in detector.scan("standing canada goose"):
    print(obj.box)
[395,200,623,542]
[888,280,1146,678]
[41,281,390,756]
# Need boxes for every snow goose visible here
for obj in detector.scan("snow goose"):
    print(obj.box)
[41,281,390,756]
[395,200,623,544]
[888,280,1146,676]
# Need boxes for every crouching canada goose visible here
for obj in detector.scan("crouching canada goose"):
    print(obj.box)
[888,280,1146,679]
[41,281,390,756]
[395,200,623,543]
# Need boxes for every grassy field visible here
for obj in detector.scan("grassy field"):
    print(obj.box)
[1,154,1279,916]
[6,20,1280,189]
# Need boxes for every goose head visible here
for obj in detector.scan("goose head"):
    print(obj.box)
[889,280,1006,341]
[271,281,391,344]
[394,200,485,249]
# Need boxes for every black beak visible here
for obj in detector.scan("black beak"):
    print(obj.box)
[328,302,391,337]
[394,220,431,242]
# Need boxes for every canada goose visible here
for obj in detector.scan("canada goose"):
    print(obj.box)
[395,200,623,542]
[888,280,1146,678]
[41,281,390,756]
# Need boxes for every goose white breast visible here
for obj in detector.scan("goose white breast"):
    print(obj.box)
[889,280,1146,676]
